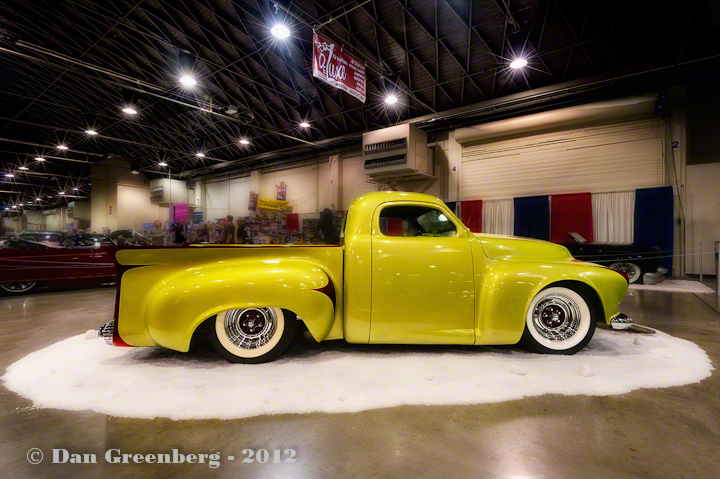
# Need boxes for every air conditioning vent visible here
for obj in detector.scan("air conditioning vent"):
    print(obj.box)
[364,154,406,170]
[362,124,433,182]
[364,138,407,152]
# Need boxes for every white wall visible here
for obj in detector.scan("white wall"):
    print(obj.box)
[686,163,720,275]
[117,184,169,232]
[205,176,252,221]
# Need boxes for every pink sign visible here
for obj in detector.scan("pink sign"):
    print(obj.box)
[174,204,189,222]
[312,33,366,103]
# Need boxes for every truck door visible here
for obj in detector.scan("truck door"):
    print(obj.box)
[370,202,475,344]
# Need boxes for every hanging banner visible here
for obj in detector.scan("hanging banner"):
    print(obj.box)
[257,198,289,211]
[312,32,366,103]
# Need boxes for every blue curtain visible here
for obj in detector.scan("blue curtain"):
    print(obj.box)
[634,186,674,270]
[514,195,550,240]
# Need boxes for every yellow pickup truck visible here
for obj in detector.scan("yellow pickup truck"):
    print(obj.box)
[99,191,632,363]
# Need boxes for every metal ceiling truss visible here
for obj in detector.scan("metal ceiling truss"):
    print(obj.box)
[1,0,717,210]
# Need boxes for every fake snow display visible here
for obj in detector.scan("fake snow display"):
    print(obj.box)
[2,328,712,420]
[629,279,715,294]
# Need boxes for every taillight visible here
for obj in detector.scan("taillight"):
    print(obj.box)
[617,270,629,284]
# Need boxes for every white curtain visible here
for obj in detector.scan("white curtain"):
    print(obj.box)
[482,199,514,235]
[591,191,635,244]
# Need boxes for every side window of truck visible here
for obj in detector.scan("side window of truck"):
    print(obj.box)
[379,205,457,237]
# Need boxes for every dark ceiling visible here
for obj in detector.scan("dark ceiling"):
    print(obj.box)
[1,0,719,210]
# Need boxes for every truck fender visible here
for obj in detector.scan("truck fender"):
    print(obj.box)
[125,259,335,352]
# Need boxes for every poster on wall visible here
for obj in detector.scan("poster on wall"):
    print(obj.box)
[312,32,366,103]
[248,191,259,211]
[174,204,189,222]
[276,182,287,201]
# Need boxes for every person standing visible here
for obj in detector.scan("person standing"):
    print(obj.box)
[148,220,165,246]
[220,215,236,244]
[173,220,187,245]
[316,208,340,244]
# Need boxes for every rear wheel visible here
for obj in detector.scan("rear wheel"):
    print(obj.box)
[609,262,642,284]
[208,307,297,364]
[520,286,597,355]
[0,281,38,294]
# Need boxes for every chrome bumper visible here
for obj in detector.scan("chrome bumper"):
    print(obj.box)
[98,320,114,345]
[610,313,634,330]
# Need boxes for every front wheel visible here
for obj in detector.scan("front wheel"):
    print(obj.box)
[0,281,38,294]
[208,307,297,364]
[520,286,597,355]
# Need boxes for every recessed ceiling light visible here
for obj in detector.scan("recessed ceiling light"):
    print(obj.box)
[85,129,98,135]
[10,205,16,208]
[385,94,398,105]
[36,198,41,201]
[73,187,79,191]
[299,121,311,128]
[196,152,205,158]
[180,75,197,87]
[4,173,14,178]
[239,139,250,145]
[122,107,138,115]
[271,24,290,39]
[59,192,66,195]
[57,145,68,150]
[18,166,28,170]
[510,58,528,69]
[35,157,45,162]
[158,162,168,167]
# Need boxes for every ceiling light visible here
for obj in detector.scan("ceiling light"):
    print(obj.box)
[239,139,250,145]
[158,162,168,167]
[271,24,290,39]
[122,107,138,115]
[385,94,398,105]
[196,152,205,158]
[59,192,66,195]
[299,121,310,128]
[85,129,98,135]
[73,187,79,191]
[35,157,45,162]
[180,75,197,87]
[10,205,16,208]
[36,198,41,201]
[4,173,14,178]
[57,145,68,150]
[510,58,528,69]
[47,196,53,198]
[18,166,28,170]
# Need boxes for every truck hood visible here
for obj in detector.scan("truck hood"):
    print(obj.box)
[473,233,573,262]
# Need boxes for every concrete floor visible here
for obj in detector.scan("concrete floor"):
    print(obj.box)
[1,285,719,479]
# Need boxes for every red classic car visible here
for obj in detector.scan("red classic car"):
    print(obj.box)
[0,230,150,294]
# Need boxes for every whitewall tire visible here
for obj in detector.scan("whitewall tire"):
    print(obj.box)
[609,262,642,284]
[520,286,596,355]
[208,307,297,364]
[0,281,38,294]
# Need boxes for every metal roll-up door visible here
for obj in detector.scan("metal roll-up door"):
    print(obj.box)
[461,118,663,200]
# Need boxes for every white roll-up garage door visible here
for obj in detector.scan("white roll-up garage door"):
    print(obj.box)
[461,117,663,200]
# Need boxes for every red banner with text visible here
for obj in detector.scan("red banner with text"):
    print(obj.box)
[312,33,366,103]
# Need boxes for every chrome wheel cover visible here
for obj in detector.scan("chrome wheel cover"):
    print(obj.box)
[223,308,278,350]
[531,294,581,341]
[0,281,37,293]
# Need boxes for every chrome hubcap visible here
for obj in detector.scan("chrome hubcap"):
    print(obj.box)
[1,281,36,292]
[532,294,581,341]
[224,308,277,350]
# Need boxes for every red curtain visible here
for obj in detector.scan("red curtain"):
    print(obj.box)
[461,200,482,233]
[386,218,403,236]
[286,213,300,231]
[550,193,593,243]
